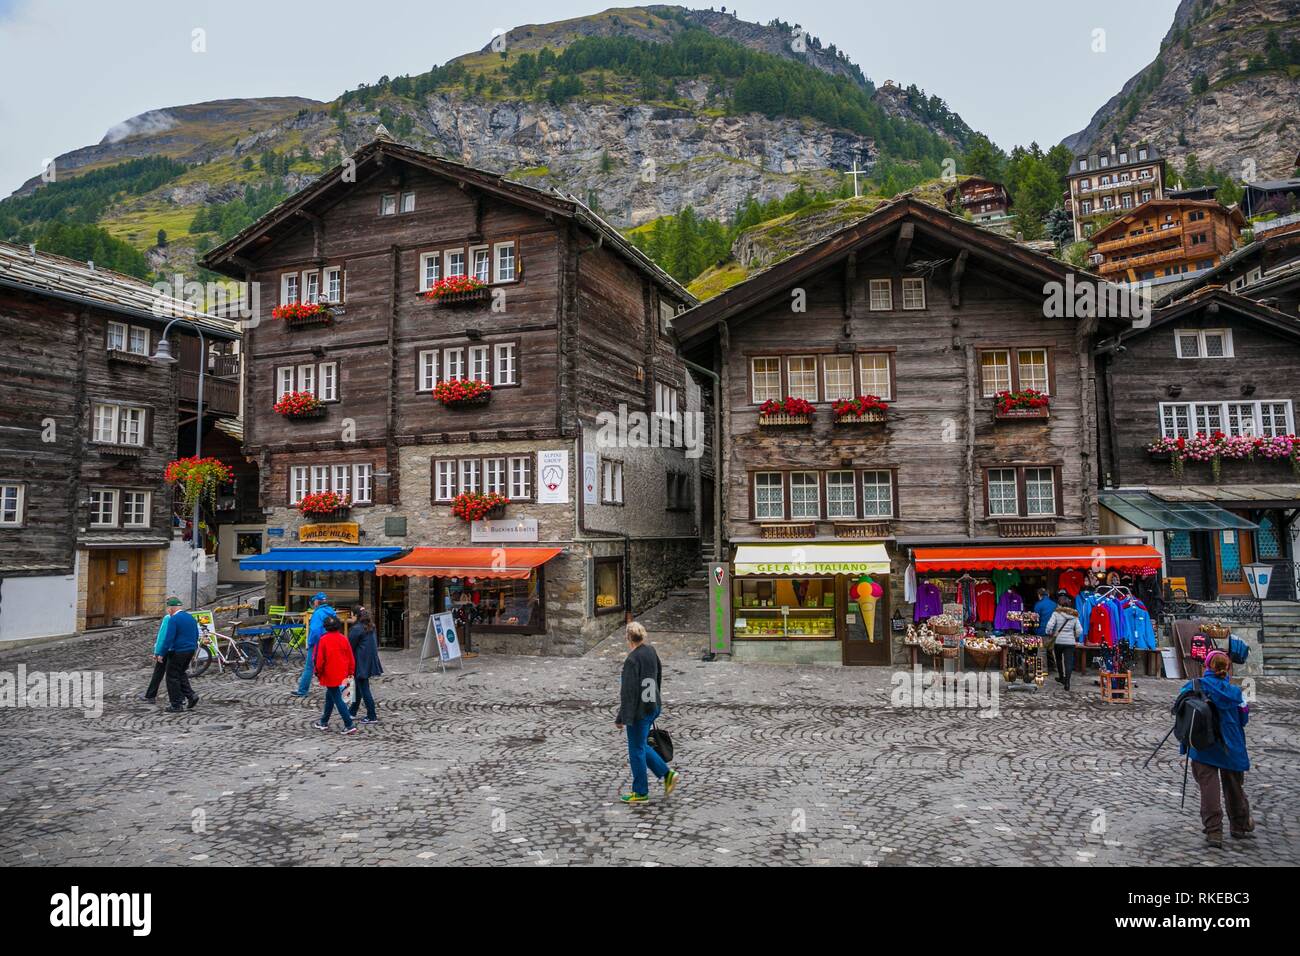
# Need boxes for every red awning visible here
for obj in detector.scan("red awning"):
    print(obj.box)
[374,547,562,580]
[912,545,1163,573]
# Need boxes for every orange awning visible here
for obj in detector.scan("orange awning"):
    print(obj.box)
[913,545,1163,573]
[374,547,562,580]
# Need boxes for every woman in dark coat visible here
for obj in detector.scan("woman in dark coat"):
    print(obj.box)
[347,607,383,724]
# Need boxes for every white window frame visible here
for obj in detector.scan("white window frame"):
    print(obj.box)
[303,270,320,305]
[418,350,438,392]
[297,363,317,398]
[324,267,342,303]
[470,245,491,284]
[0,483,25,527]
[117,406,145,446]
[1161,400,1294,438]
[468,345,491,383]
[1016,348,1050,395]
[754,473,784,521]
[494,343,517,385]
[601,459,625,505]
[484,458,506,496]
[868,278,893,311]
[380,194,397,216]
[987,469,1019,518]
[443,348,465,382]
[318,362,338,402]
[127,326,150,355]
[825,471,857,520]
[353,464,373,504]
[858,353,892,401]
[400,191,415,214]
[750,357,782,404]
[901,277,926,310]
[290,467,310,505]
[311,465,330,495]
[493,241,517,283]
[789,472,820,520]
[282,273,300,305]
[1174,328,1233,359]
[107,321,128,352]
[89,488,118,527]
[435,461,456,501]
[444,249,466,279]
[121,490,151,528]
[822,355,855,402]
[419,252,442,292]
[278,367,296,401]
[1024,467,1056,517]
[508,456,531,500]
[331,465,351,501]
[785,356,818,403]
[980,350,1012,397]
[861,471,893,519]
[459,459,480,495]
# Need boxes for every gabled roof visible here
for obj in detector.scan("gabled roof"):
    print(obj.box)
[1089,199,1245,243]
[1157,220,1300,304]
[673,197,1125,350]
[1069,143,1162,177]
[0,240,239,339]
[201,139,693,305]
[1104,287,1300,349]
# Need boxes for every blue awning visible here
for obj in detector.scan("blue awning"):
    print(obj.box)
[240,547,405,572]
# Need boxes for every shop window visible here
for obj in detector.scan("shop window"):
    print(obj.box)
[236,531,265,557]
[594,557,624,614]
[732,578,835,638]
[287,570,363,614]
[442,570,542,631]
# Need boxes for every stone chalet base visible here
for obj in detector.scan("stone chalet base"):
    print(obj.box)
[732,639,842,666]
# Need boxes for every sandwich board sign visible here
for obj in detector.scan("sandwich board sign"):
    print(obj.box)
[418,611,464,672]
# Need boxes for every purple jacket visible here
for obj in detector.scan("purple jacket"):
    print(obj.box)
[993,590,1024,631]
[913,582,943,621]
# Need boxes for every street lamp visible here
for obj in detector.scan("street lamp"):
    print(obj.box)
[152,318,206,609]
[1243,562,1273,601]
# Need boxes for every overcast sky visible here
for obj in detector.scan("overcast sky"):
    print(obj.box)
[0,0,1181,197]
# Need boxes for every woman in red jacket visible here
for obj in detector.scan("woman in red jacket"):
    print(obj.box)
[312,616,357,735]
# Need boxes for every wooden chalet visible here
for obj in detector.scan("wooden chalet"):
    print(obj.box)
[0,241,242,641]
[674,197,1159,665]
[1088,199,1245,286]
[943,176,1012,224]
[202,137,700,655]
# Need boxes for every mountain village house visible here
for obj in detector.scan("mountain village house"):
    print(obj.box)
[1067,143,1166,242]
[1088,199,1246,287]
[943,177,1013,228]
[0,242,243,643]
[202,138,701,656]
[673,197,1164,666]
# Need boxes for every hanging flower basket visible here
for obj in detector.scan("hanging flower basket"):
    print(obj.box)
[274,390,325,419]
[1147,432,1299,484]
[273,302,334,327]
[758,397,815,427]
[433,379,492,407]
[451,491,508,522]
[165,456,233,518]
[423,276,489,306]
[994,389,1050,420]
[299,491,351,519]
[833,395,888,425]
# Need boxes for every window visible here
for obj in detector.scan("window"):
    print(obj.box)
[789,472,820,520]
[468,345,491,383]
[858,353,891,400]
[754,473,784,520]
[331,465,351,501]
[901,277,926,310]
[1024,467,1056,516]
[786,356,818,402]
[0,483,24,526]
[420,252,442,292]
[304,271,320,304]
[1166,530,1197,560]
[861,471,893,518]
[400,191,415,213]
[1119,152,1129,164]
[436,456,531,501]
[494,242,517,283]
[1081,179,1091,191]
[459,459,480,494]
[1081,200,1093,214]
[107,321,127,351]
[290,467,310,505]
[483,458,506,496]
[1194,402,1223,434]
[1260,402,1292,437]
[826,472,857,519]
[655,381,679,420]
[445,249,466,278]
[282,273,300,305]
[822,355,855,402]
[1175,328,1232,358]
[380,194,397,216]
[751,357,781,403]
[418,350,438,391]
[435,460,456,501]
[509,456,531,499]
[868,279,893,311]
[311,465,330,495]
[318,362,338,402]
[1257,514,1281,559]
[601,459,624,504]
[1162,401,1293,438]
[1138,148,1148,161]
[324,267,342,303]
[291,463,372,505]
[1017,349,1050,394]
[1079,159,1088,172]
[986,469,1018,517]
[107,323,150,355]
[494,343,517,385]
[1100,156,1109,168]
[594,557,624,614]
[980,351,1012,396]
[91,403,147,446]
[122,490,150,528]
[89,489,118,527]
[471,246,491,284]
[279,364,337,401]
[1161,403,1191,439]
[353,465,373,504]
[443,348,465,382]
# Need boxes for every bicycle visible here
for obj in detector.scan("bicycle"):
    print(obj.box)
[190,629,264,679]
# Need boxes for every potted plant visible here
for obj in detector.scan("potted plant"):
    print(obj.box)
[1146,435,1187,480]
[422,275,489,306]
[272,302,333,327]
[833,395,888,424]
[274,390,325,419]
[433,379,492,407]
[451,491,509,521]
[758,396,815,426]
[299,490,351,521]
[165,456,233,521]
[994,388,1050,419]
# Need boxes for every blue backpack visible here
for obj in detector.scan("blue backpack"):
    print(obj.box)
[1228,635,1249,665]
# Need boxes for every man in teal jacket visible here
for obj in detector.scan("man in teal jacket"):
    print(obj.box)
[292,592,335,697]
[139,597,182,703]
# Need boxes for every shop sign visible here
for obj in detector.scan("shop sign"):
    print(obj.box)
[582,451,598,506]
[708,562,731,656]
[471,517,539,543]
[419,611,464,672]
[537,449,570,504]
[299,522,360,544]
[267,527,285,538]
[739,562,883,576]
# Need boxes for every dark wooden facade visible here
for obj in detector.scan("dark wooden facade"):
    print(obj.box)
[1097,290,1300,600]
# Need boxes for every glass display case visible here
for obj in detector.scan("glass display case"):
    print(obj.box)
[732,577,836,639]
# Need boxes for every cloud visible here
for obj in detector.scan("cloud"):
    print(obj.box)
[102,109,177,144]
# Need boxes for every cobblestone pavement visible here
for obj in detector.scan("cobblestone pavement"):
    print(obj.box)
[1,618,1298,867]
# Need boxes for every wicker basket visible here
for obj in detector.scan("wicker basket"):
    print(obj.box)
[942,646,959,659]
[1201,623,1230,640]
[964,646,1001,669]
[931,622,963,636]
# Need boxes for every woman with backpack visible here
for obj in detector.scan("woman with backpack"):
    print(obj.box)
[1181,650,1253,847]
[1045,593,1083,691]
[347,607,383,725]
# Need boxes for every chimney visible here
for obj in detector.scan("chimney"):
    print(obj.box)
[87,260,95,271]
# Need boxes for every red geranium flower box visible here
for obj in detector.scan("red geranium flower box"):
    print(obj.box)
[833,395,888,424]
[758,396,816,426]
[274,390,325,419]
[433,379,492,407]
[451,491,509,522]
[422,276,489,306]
[299,491,351,518]
[273,302,333,327]
[994,389,1050,420]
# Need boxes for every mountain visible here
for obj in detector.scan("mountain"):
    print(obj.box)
[1,5,977,280]
[1064,0,1300,181]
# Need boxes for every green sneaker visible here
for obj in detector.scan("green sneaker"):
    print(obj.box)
[663,770,679,797]
[620,792,649,804]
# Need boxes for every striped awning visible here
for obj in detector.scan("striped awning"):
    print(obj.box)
[374,547,562,580]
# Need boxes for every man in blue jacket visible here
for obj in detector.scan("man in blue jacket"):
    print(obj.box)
[139,597,181,703]
[292,592,335,697]
[159,600,201,713]
[1180,651,1253,847]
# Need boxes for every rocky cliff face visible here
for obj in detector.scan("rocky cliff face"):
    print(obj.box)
[1064,0,1300,180]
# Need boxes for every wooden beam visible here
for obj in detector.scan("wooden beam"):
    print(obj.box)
[843,251,856,335]
[949,249,968,309]
[894,222,914,268]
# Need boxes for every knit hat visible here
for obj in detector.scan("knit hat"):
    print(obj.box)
[312,592,328,603]
[165,596,183,607]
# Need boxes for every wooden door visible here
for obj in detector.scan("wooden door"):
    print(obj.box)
[1214,525,1254,597]
[86,552,112,628]
[842,575,891,666]
[88,550,142,627]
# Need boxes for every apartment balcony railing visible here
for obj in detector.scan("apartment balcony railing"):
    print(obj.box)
[1095,224,1183,254]
[180,371,240,417]
[1098,246,1188,275]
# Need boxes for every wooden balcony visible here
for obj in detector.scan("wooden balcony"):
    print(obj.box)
[179,371,240,417]
[1098,246,1188,276]
[1095,224,1182,254]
